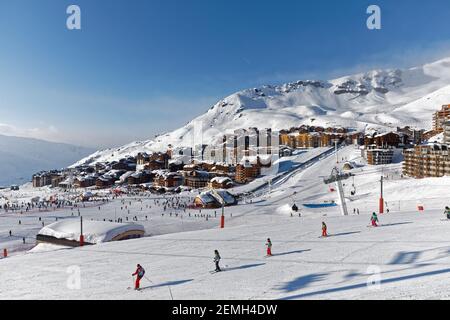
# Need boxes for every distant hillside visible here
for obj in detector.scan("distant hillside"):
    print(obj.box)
[0,135,95,186]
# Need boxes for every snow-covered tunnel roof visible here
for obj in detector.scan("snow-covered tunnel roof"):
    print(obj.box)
[38,219,145,244]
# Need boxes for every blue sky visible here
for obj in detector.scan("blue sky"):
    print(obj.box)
[1,0,450,148]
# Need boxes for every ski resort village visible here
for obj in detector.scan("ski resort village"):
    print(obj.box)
[1,57,450,300]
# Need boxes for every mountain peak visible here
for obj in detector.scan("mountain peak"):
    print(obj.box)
[74,57,450,167]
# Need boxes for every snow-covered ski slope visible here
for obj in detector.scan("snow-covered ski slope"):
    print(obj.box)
[73,57,450,166]
[0,148,332,254]
[1,146,450,299]
[1,204,449,299]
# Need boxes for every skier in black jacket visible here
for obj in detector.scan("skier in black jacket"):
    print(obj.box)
[214,250,221,272]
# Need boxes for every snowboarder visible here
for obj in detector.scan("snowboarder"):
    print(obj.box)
[371,212,379,227]
[321,222,328,237]
[445,206,450,220]
[266,238,273,256]
[213,250,221,272]
[131,264,145,290]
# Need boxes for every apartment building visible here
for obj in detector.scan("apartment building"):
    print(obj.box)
[403,144,450,178]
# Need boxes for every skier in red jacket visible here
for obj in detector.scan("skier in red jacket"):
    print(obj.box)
[132,264,145,290]
[266,238,273,256]
[322,222,328,237]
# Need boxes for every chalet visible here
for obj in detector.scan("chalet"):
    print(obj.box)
[136,152,150,165]
[74,176,96,188]
[346,132,364,145]
[193,191,218,208]
[72,165,95,174]
[396,126,425,146]
[95,162,107,172]
[96,175,116,189]
[153,171,183,189]
[210,164,231,174]
[364,132,400,148]
[111,158,136,171]
[235,160,260,184]
[136,152,170,170]
[168,160,184,172]
[209,176,233,189]
[150,153,170,168]
[51,175,66,188]
[58,177,74,190]
[194,189,237,208]
[183,163,200,172]
[144,159,166,170]
[127,171,153,185]
[184,170,210,189]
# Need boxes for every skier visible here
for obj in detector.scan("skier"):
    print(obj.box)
[445,206,450,220]
[266,238,273,256]
[213,250,221,272]
[131,264,145,290]
[322,222,328,237]
[371,212,379,227]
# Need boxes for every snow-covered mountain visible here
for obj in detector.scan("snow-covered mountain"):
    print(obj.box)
[74,57,450,166]
[0,135,94,186]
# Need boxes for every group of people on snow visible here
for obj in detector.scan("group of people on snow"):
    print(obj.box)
[129,206,450,290]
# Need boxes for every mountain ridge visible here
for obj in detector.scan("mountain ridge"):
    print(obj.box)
[0,134,95,186]
[73,57,450,167]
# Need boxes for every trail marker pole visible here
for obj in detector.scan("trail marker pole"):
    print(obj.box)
[220,204,225,229]
[379,176,384,214]
[79,216,84,246]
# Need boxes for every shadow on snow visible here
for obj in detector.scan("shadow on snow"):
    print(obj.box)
[280,268,450,299]
[226,263,266,272]
[141,279,194,290]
